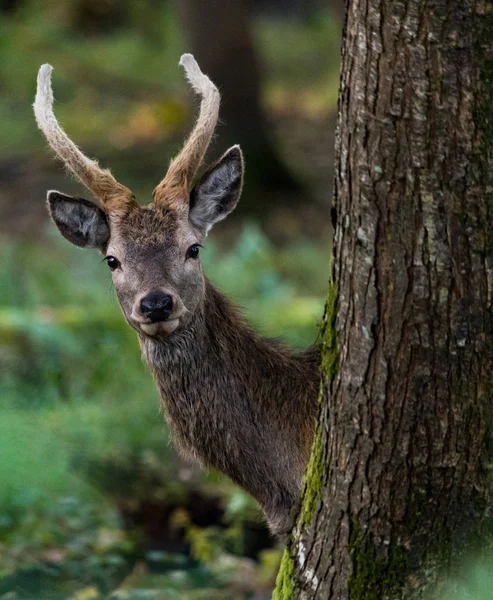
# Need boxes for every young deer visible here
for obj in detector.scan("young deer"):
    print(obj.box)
[34,55,320,536]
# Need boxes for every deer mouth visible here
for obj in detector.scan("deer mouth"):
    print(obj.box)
[139,318,180,337]
[130,302,189,338]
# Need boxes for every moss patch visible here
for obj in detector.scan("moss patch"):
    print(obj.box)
[320,280,339,379]
[296,280,339,528]
[347,519,407,600]
[272,280,340,599]
[297,419,324,529]
[272,547,295,600]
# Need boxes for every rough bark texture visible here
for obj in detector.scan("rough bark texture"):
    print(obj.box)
[274,0,493,598]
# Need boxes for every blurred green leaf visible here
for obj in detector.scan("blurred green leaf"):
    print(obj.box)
[0,223,326,596]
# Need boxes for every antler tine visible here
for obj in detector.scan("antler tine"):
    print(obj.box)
[153,54,220,203]
[34,64,135,211]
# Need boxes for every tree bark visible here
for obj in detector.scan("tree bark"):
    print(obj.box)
[275,0,493,598]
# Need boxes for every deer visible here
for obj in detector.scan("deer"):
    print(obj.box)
[33,55,321,537]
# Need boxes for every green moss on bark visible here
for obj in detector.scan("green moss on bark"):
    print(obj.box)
[347,519,407,600]
[272,280,340,600]
[320,280,339,379]
[297,418,324,528]
[298,280,339,527]
[272,547,295,600]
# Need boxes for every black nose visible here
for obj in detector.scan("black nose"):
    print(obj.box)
[140,291,174,322]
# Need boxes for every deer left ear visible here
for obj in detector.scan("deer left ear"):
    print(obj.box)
[47,190,110,250]
[189,145,244,234]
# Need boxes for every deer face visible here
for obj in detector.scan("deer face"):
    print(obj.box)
[34,55,243,338]
[46,146,243,338]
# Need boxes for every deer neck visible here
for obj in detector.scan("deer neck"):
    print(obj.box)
[137,277,319,532]
[138,276,319,421]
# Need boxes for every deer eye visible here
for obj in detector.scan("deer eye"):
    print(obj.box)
[105,256,120,271]
[186,244,201,259]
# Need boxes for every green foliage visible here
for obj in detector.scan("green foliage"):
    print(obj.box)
[0,410,83,507]
[0,224,326,597]
[256,15,341,113]
[0,497,130,597]
[0,1,338,175]
[0,1,186,156]
[436,562,493,600]
[206,223,326,348]
[0,4,334,595]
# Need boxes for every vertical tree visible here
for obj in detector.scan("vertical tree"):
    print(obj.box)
[275,0,493,598]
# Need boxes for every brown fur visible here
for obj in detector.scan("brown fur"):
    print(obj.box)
[140,280,320,535]
[45,187,321,536]
[108,204,320,536]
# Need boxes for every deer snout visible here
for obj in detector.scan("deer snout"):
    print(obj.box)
[140,291,174,322]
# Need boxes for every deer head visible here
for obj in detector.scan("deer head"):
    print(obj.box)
[34,55,244,337]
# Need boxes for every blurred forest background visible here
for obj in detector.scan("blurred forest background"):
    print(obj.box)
[0,1,341,598]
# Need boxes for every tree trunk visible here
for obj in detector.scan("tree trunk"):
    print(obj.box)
[275,0,493,598]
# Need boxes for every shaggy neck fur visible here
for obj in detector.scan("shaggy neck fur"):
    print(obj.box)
[139,279,320,535]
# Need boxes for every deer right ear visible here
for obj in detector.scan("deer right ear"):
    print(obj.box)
[47,191,110,250]
[189,145,244,234]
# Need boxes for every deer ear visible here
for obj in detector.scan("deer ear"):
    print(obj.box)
[189,145,244,234]
[47,191,110,250]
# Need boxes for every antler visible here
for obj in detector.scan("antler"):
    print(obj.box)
[34,64,135,211]
[153,54,220,203]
